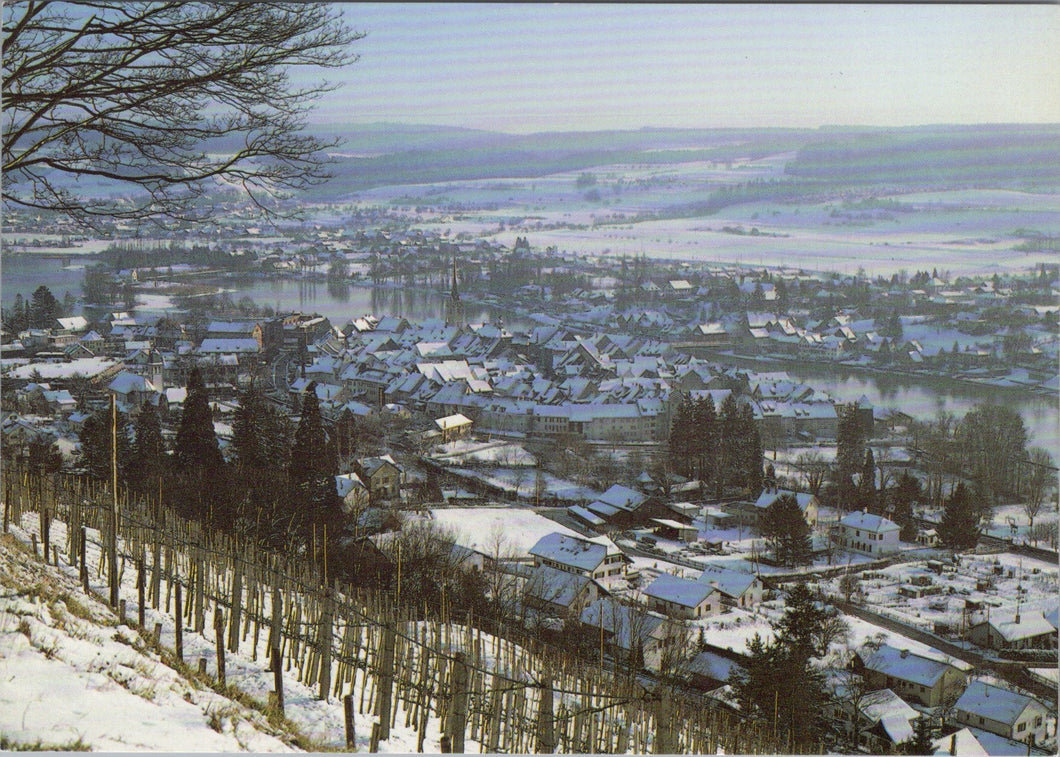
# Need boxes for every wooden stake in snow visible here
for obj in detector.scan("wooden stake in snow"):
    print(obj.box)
[536,676,555,753]
[654,689,674,755]
[109,395,119,609]
[272,645,284,718]
[344,693,356,749]
[80,526,88,592]
[228,552,242,654]
[215,606,226,687]
[375,625,396,741]
[447,651,468,754]
[137,557,145,628]
[174,583,184,663]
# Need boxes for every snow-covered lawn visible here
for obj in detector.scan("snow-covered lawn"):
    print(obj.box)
[424,506,606,556]
[445,465,601,502]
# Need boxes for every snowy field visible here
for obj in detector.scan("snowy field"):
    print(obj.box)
[424,506,609,558]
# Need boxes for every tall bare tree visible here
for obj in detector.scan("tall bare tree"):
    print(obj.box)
[3,2,361,227]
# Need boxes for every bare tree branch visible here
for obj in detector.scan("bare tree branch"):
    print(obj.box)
[2,1,363,228]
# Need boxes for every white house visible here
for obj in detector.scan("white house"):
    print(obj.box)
[696,565,765,610]
[954,680,1050,746]
[642,573,721,620]
[837,511,900,556]
[529,532,628,581]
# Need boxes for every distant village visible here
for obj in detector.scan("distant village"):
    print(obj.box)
[2,222,1058,755]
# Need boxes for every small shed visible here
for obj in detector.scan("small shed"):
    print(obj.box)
[651,518,699,544]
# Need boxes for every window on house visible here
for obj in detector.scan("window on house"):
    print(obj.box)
[1034,717,1042,727]
[1017,722,1026,732]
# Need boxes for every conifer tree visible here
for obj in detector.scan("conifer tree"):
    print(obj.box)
[718,392,740,495]
[131,403,165,493]
[78,408,132,483]
[668,394,694,477]
[290,386,342,543]
[938,482,980,551]
[858,447,878,512]
[760,493,813,567]
[890,472,921,542]
[172,367,225,521]
[739,402,763,492]
[174,368,223,473]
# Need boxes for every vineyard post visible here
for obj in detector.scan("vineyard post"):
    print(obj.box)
[376,625,396,741]
[654,688,674,755]
[137,557,146,628]
[318,588,333,701]
[344,693,356,748]
[272,645,285,718]
[228,551,243,654]
[80,526,88,592]
[447,651,468,754]
[535,676,555,753]
[109,395,118,609]
[174,582,184,663]
[215,606,226,687]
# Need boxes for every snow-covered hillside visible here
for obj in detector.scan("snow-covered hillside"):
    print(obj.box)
[0,532,300,751]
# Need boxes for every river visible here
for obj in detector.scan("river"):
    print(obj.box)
[770,361,1057,453]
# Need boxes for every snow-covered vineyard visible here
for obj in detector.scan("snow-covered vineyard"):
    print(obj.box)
[1,465,781,753]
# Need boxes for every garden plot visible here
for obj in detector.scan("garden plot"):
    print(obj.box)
[822,552,1059,636]
[429,439,536,467]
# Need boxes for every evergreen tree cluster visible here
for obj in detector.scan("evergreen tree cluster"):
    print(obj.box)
[2,285,68,332]
[668,392,762,495]
[75,370,343,554]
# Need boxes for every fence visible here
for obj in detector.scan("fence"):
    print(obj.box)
[1,462,784,754]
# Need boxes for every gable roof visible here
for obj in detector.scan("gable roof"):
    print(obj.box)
[840,511,900,533]
[696,565,760,599]
[754,488,816,512]
[859,644,957,688]
[973,610,1055,642]
[524,565,594,609]
[955,680,1045,726]
[597,484,647,511]
[529,533,612,572]
[643,573,715,609]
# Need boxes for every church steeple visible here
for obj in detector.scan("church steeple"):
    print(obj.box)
[445,254,463,327]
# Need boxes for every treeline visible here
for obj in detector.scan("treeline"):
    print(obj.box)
[668,392,762,495]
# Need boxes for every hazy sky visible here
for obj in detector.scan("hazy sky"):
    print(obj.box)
[304,4,1059,133]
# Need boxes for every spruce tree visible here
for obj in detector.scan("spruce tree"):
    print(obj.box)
[938,482,980,551]
[174,367,223,473]
[899,715,936,755]
[29,285,60,329]
[131,403,165,492]
[290,386,342,544]
[760,493,813,567]
[172,367,225,521]
[718,392,740,495]
[78,408,132,483]
[667,394,694,478]
[890,472,921,542]
[739,402,763,492]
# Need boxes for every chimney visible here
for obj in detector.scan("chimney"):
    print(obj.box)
[900,649,909,659]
